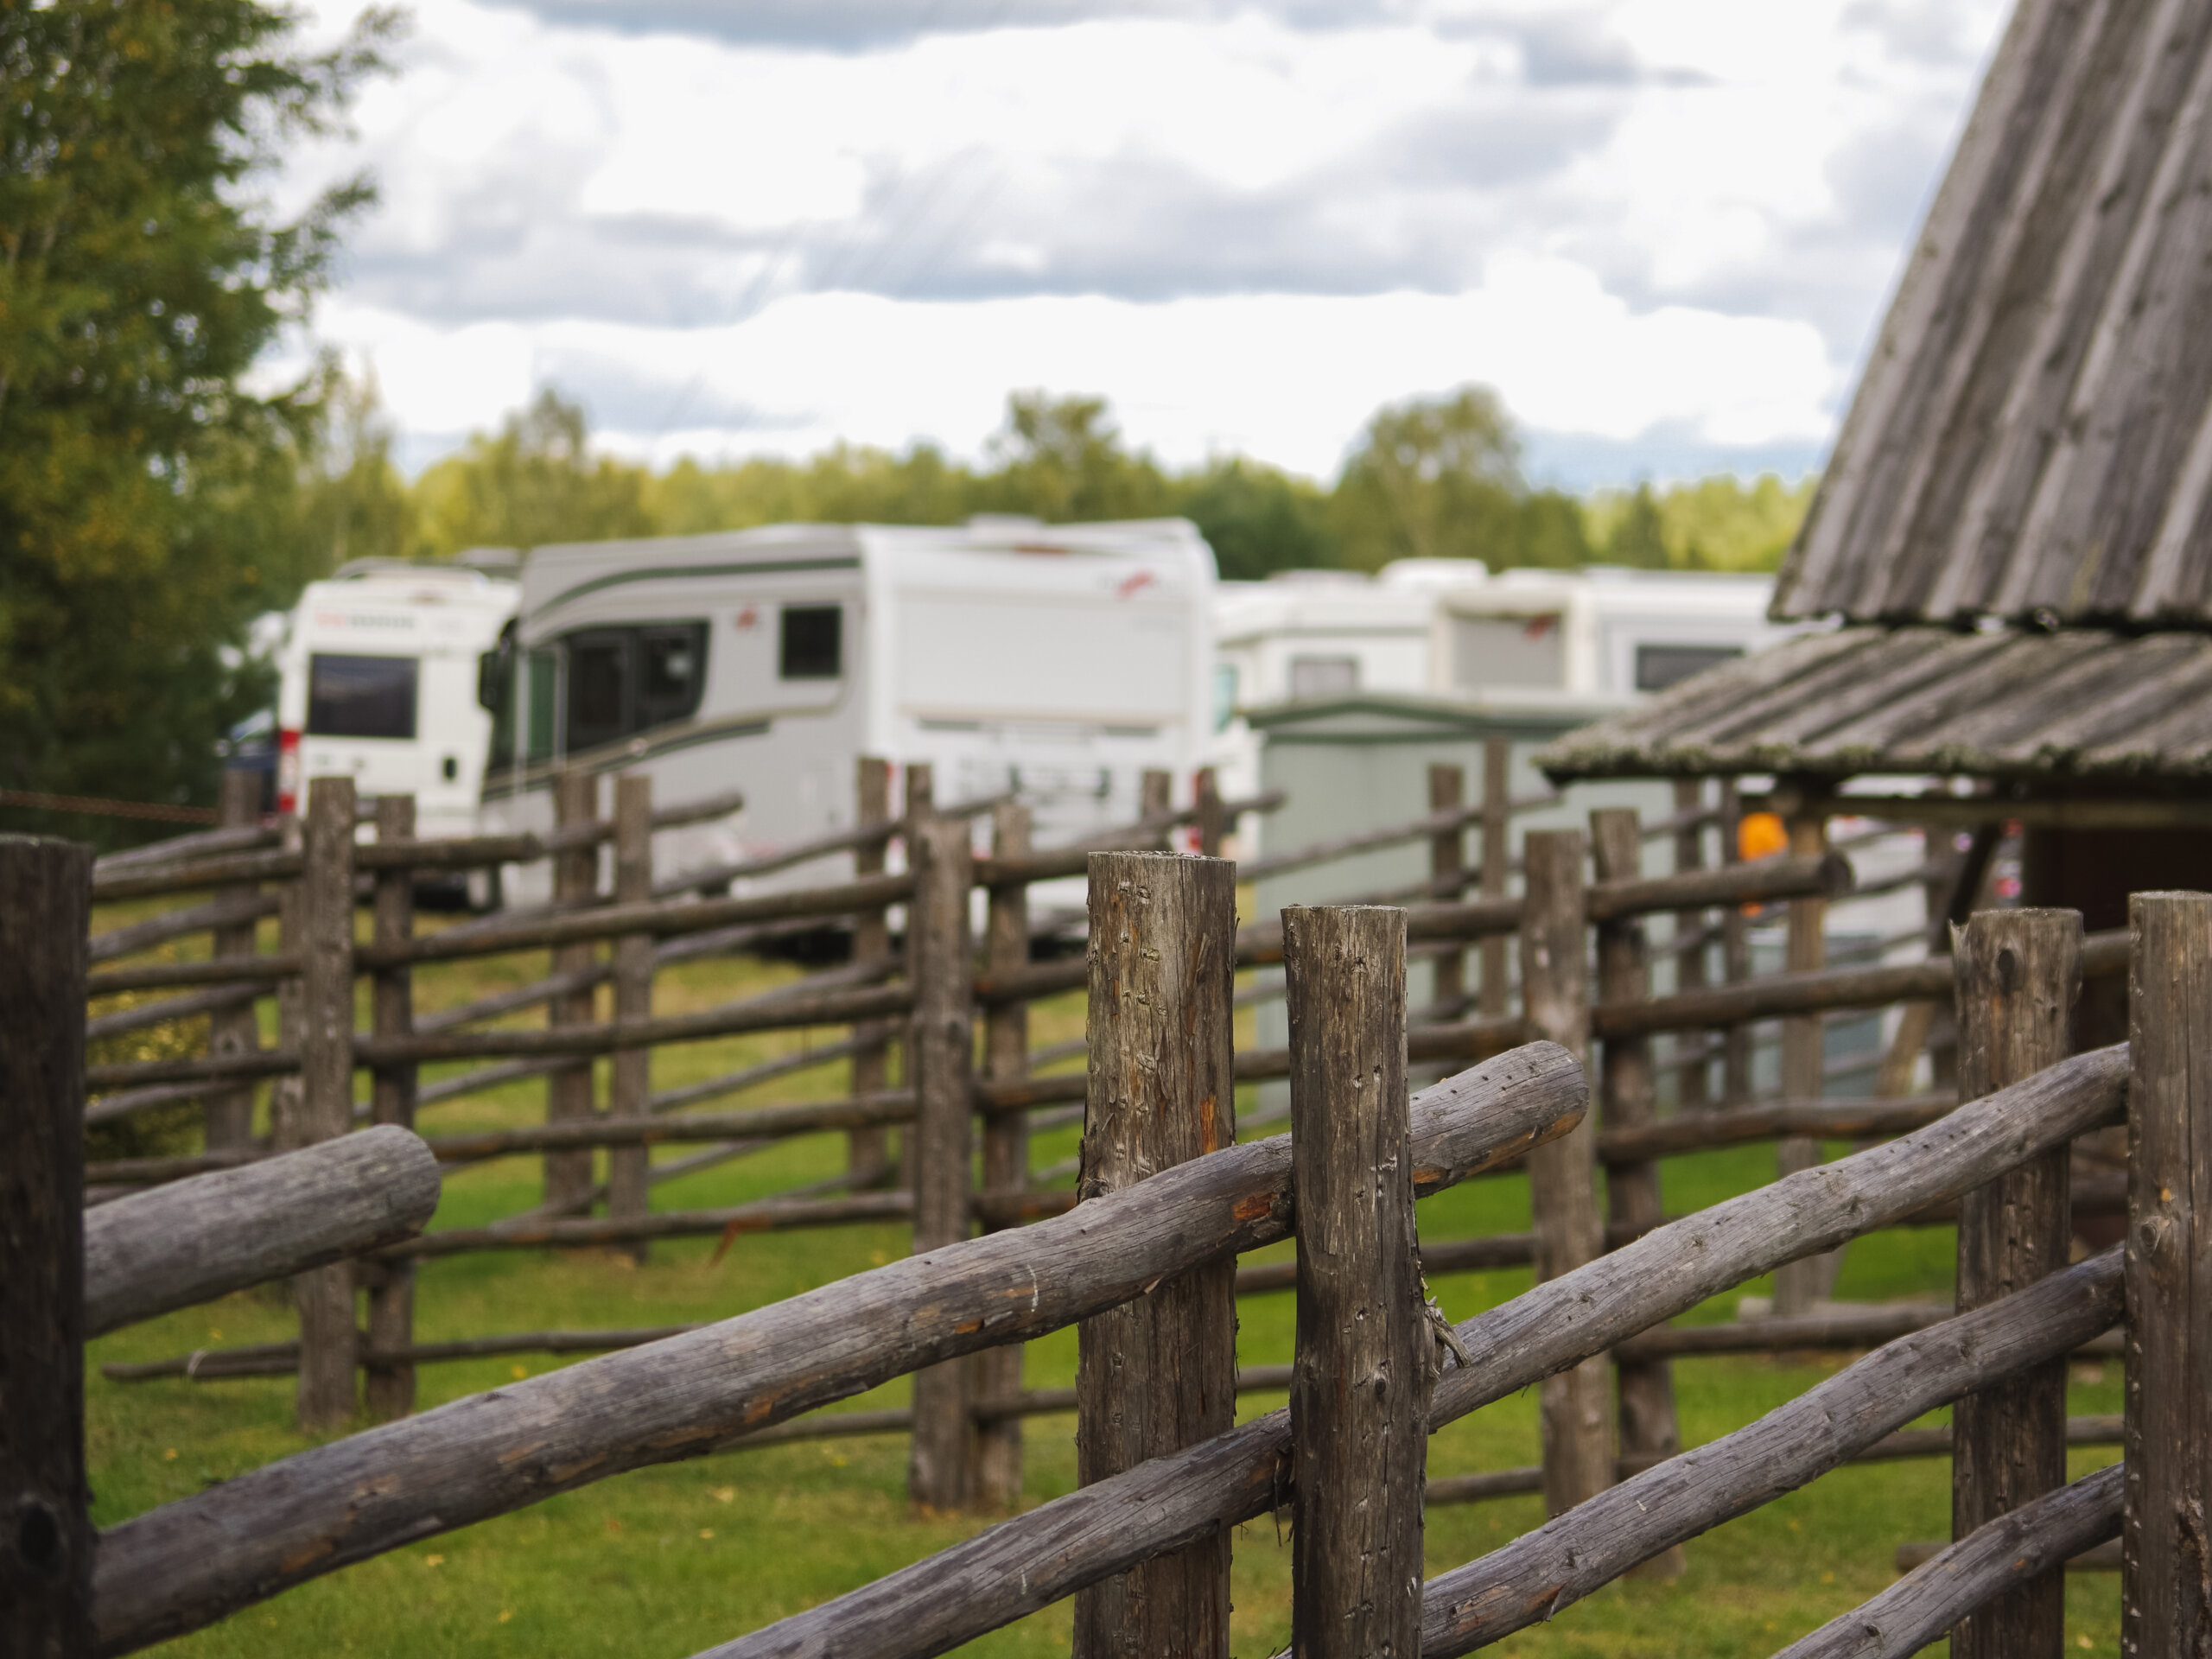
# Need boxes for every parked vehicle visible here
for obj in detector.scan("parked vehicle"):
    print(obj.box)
[275,558,519,841]
[474,518,1217,902]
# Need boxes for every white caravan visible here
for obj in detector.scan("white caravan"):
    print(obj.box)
[1209,560,1489,803]
[1428,566,1801,704]
[475,518,1217,900]
[276,559,519,839]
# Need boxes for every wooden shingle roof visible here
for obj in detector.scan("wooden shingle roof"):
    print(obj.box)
[1539,626,2212,780]
[1774,0,2212,625]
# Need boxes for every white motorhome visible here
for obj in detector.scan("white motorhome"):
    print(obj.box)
[475,518,1217,899]
[1208,560,1489,802]
[276,559,519,838]
[1429,566,1802,704]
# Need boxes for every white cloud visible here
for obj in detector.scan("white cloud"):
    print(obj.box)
[284,0,2005,482]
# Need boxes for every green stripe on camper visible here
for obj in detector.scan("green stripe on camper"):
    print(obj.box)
[542,557,861,617]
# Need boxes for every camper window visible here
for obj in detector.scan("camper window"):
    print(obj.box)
[779,605,842,679]
[639,625,709,726]
[308,653,418,741]
[525,651,557,764]
[555,622,710,757]
[1634,643,1742,693]
[567,630,632,753]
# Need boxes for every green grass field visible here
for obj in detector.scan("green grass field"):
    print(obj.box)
[85,919,2126,1657]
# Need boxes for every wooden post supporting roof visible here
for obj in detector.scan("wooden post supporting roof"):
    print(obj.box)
[1072,850,1237,1659]
[1950,908,2080,1659]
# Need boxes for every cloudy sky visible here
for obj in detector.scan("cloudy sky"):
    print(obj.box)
[276,0,2009,486]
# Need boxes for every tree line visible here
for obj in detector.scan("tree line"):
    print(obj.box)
[0,0,1811,845]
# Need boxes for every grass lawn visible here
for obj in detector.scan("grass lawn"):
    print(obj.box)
[85,914,2126,1657]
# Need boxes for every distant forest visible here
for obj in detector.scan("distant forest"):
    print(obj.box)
[321,381,1816,584]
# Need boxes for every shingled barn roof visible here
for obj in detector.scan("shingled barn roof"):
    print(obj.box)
[1773,0,2212,626]
[1540,626,2212,781]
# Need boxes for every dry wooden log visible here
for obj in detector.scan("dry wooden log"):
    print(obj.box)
[1584,850,1851,922]
[94,823,276,874]
[1286,904,1424,1659]
[91,847,304,902]
[1773,788,1833,1319]
[353,869,916,968]
[85,982,263,1041]
[906,810,978,1510]
[719,1046,2136,1659]
[1949,908,2079,1659]
[2123,891,2212,1657]
[294,776,359,1431]
[365,794,420,1420]
[845,756,897,1184]
[1895,1535,2120,1573]
[1594,1095,1957,1164]
[1611,1304,1955,1362]
[380,1191,916,1259]
[1776,1464,2122,1659]
[607,776,655,1257]
[349,787,747,875]
[93,1043,1585,1650]
[84,953,296,996]
[84,1127,438,1338]
[349,980,914,1068]
[1591,808,1681,1576]
[1419,1249,2125,1655]
[87,891,283,965]
[1,835,94,1651]
[204,772,266,1152]
[1237,793,1552,883]
[973,801,1032,1508]
[1074,851,1238,1654]
[1520,830,1611,1518]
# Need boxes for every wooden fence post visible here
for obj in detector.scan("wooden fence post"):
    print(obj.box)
[1591,808,1683,1578]
[546,770,599,1214]
[206,769,264,1149]
[1520,829,1611,1516]
[1774,781,1832,1318]
[1719,779,1753,1106]
[295,775,357,1431]
[607,774,653,1261]
[1949,906,2081,1659]
[2123,892,2212,1657]
[848,756,894,1184]
[906,807,976,1511]
[0,834,93,1652]
[1141,766,1173,847]
[1073,850,1237,1659]
[1480,737,1510,1019]
[1193,766,1225,857]
[972,800,1033,1509]
[1285,903,1424,1659]
[1430,764,1465,1020]
[1671,779,1711,1114]
[364,793,418,1422]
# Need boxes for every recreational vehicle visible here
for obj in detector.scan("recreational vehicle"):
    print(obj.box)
[475,518,1217,901]
[1428,566,1802,704]
[275,559,519,841]
[1208,560,1488,803]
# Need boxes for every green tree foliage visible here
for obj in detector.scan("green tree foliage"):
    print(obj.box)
[1175,458,1341,581]
[412,388,653,558]
[0,0,395,841]
[1330,388,1592,572]
[1585,473,1816,572]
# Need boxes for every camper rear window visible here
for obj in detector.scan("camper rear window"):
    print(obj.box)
[780,605,842,679]
[558,623,709,755]
[307,653,417,741]
[1634,644,1743,693]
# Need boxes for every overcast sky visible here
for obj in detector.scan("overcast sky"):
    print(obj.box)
[276,0,2009,486]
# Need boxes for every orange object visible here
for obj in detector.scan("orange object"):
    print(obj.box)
[1738,811,1789,862]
